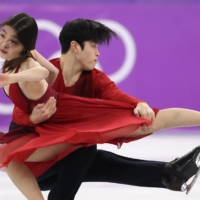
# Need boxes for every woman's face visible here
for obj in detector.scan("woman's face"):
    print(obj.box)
[0,25,24,60]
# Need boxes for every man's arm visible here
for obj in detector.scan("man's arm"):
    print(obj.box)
[94,70,155,121]
[13,97,57,126]
[12,107,35,127]
[95,72,143,106]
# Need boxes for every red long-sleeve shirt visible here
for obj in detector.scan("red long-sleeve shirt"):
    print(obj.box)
[12,58,144,126]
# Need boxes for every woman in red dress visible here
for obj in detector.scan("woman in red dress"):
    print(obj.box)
[1,13,200,199]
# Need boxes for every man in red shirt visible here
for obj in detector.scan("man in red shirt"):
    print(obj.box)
[9,18,200,199]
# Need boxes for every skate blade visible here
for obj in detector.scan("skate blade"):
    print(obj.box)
[186,167,200,195]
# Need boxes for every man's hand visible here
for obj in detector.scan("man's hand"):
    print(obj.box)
[29,97,57,124]
[133,102,155,131]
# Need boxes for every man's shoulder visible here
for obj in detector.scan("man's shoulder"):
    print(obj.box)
[92,68,106,76]
[49,58,60,68]
[90,68,111,85]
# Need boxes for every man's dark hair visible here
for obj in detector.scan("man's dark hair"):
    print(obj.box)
[59,18,117,54]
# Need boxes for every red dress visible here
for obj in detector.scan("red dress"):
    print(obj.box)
[0,62,158,178]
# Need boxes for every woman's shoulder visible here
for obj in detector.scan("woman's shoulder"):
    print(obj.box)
[21,57,40,70]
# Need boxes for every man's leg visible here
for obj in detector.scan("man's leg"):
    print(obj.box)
[37,149,166,200]
[37,145,97,200]
[84,150,165,188]
[85,147,200,192]
[38,147,200,200]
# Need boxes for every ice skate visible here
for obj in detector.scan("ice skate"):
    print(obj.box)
[162,146,200,193]
[186,153,200,194]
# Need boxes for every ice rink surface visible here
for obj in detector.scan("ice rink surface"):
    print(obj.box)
[0,129,200,200]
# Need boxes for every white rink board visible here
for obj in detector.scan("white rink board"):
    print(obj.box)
[0,129,200,200]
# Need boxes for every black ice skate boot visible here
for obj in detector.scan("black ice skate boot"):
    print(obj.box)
[162,146,200,193]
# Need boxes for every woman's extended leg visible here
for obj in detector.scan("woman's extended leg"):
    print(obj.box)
[125,108,200,137]
[25,108,200,147]
[5,161,44,200]
[26,143,76,162]
[4,143,77,200]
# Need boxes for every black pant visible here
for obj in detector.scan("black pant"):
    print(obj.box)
[9,121,166,200]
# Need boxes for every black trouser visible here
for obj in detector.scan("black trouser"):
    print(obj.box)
[9,121,166,200]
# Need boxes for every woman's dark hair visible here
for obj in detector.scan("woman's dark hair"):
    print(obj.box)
[59,18,118,54]
[0,12,38,72]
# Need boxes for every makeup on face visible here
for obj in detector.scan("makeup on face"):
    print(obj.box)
[0,26,24,60]
[0,27,19,48]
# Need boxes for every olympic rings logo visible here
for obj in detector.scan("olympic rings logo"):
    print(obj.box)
[0,19,137,115]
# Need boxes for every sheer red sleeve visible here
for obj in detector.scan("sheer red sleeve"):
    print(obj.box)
[12,106,35,127]
[93,70,145,108]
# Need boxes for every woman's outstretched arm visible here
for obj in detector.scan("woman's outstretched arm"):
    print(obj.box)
[0,62,49,87]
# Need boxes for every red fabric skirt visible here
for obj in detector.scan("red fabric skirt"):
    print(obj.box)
[0,93,159,177]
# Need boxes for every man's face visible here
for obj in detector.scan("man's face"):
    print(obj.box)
[77,41,100,71]
[0,25,24,61]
